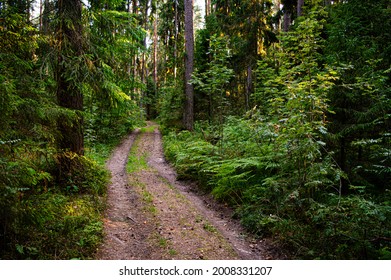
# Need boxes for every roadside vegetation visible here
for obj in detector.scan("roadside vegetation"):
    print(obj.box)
[1,0,390,260]
[163,118,390,259]
[0,1,144,258]
[162,0,391,260]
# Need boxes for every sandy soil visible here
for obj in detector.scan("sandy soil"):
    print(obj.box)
[96,123,281,260]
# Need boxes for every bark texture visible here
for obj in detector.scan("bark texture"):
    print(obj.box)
[56,0,84,155]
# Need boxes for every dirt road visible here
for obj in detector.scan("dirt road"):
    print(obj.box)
[97,123,273,260]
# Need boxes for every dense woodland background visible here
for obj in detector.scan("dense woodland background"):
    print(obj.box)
[0,0,390,259]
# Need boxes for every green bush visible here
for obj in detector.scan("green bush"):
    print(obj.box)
[163,130,218,187]
[157,84,184,129]
[5,193,104,259]
[162,118,391,259]
[55,152,109,196]
[1,137,110,259]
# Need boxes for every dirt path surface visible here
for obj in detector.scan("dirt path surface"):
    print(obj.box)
[97,122,277,260]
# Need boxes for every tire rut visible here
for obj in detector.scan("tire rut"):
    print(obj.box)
[97,123,273,260]
[96,129,164,259]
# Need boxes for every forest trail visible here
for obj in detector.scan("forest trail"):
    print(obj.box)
[96,122,272,260]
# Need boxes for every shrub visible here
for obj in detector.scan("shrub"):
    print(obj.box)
[55,152,109,196]
[162,118,391,259]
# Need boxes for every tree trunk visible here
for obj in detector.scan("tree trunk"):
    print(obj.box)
[245,65,253,111]
[56,0,84,155]
[42,0,50,34]
[205,0,211,17]
[39,0,43,31]
[184,0,194,131]
[141,0,149,110]
[153,15,158,88]
[297,0,304,17]
[283,10,291,32]
[273,0,282,31]
[174,0,179,79]
[339,137,349,194]
[132,0,137,13]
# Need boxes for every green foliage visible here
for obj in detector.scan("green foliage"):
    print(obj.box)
[251,194,391,259]
[85,141,118,167]
[252,5,340,197]
[199,0,276,115]
[0,139,109,259]
[3,193,104,259]
[164,116,390,259]
[84,8,146,144]
[2,0,390,261]
[324,0,391,192]
[155,0,186,128]
[0,3,140,259]
[1,7,61,258]
[55,152,109,195]
[163,3,390,259]
[127,136,149,174]
[191,34,234,124]
[163,129,218,187]
[156,83,184,129]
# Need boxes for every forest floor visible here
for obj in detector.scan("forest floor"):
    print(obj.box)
[96,122,283,260]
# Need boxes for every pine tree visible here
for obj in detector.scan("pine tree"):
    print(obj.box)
[184,0,195,131]
[325,0,391,192]
[55,0,84,155]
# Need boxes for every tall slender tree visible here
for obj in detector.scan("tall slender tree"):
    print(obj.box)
[55,0,85,181]
[205,0,211,16]
[184,0,194,130]
[297,0,304,17]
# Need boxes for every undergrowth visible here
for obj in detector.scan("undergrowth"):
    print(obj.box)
[0,140,113,259]
[6,193,104,259]
[0,118,138,259]
[162,117,391,259]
